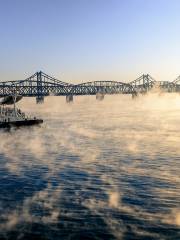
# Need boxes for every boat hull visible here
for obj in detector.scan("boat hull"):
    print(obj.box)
[0,119,43,128]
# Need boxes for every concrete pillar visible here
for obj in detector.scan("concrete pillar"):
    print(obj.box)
[132,92,138,99]
[141,91,147,96]
[66,95,73,103]
[96,92,104,101]
[36,96,44,104]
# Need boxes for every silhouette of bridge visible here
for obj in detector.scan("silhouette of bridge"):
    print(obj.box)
[0,71,180,103]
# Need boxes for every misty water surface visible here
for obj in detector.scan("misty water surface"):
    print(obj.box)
[0,94,179,240]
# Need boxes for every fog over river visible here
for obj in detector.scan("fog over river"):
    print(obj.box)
[0,93,179,240]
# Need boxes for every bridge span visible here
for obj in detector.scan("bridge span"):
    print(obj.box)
[0,71,180,103]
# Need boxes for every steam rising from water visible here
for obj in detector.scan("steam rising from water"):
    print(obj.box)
[0,93,179,239]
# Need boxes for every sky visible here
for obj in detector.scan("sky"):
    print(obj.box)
[0,0,180,83]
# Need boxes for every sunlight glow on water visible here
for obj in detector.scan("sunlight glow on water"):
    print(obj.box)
[0,94,180,239]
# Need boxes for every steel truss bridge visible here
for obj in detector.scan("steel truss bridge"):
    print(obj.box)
[0,71,180,103]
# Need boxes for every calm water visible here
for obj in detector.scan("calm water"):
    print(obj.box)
[0,94,179,240]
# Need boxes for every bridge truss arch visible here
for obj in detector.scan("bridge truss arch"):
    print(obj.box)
[1,71,180,101]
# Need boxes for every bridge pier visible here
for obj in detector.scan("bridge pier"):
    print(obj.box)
[141,91,147,96]
[66,95,73,103]
[132,92,138,99]
[96,92,104,101]
[36,96,44,104]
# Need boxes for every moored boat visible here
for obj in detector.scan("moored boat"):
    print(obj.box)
[0,95,43,128]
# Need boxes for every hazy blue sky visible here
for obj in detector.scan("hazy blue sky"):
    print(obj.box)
[0,0,180,83]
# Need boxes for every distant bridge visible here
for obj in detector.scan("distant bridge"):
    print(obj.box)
[0,71,180,103]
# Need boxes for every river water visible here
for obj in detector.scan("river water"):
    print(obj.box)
[0,94,179,240]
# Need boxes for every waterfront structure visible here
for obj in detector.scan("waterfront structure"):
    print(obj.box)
[0,71,179,103]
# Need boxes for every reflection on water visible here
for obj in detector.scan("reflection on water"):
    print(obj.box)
[0,94,180,239]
